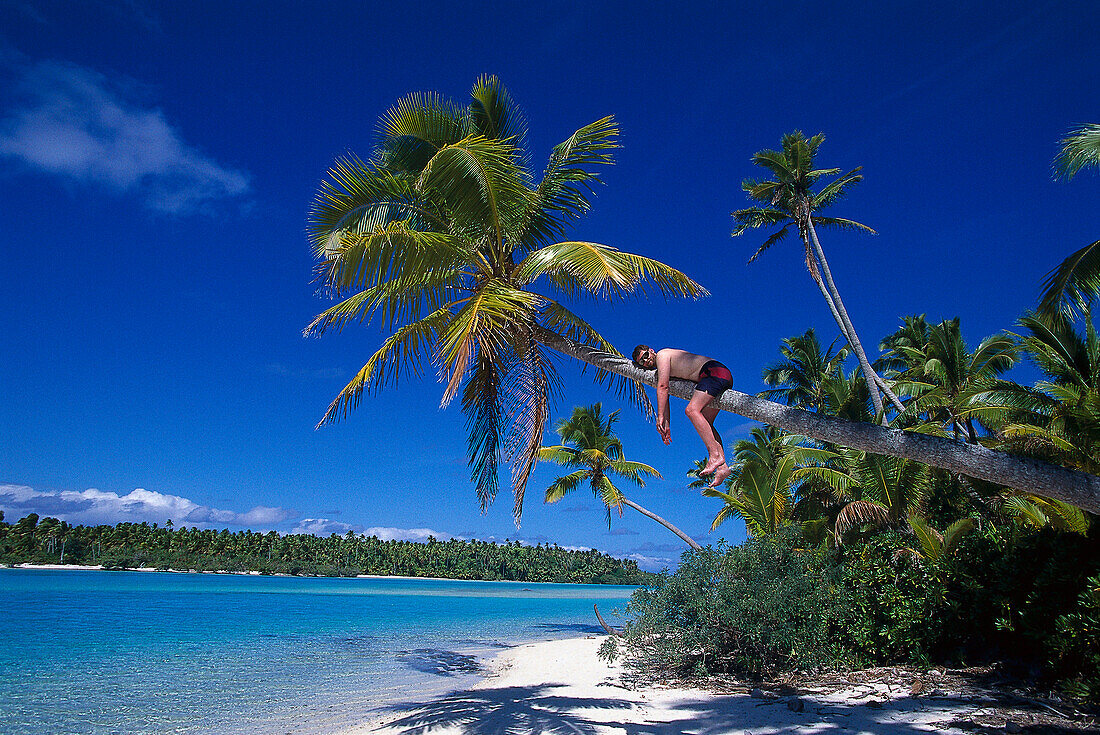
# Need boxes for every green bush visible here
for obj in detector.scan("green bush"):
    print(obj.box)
[605,528,849,678]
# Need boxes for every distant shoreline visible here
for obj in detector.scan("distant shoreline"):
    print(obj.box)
[2,563,635,585]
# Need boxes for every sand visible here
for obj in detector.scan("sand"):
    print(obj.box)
[351,636,1048,735]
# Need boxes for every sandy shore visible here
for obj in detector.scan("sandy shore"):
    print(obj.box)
[354,636,1090,735]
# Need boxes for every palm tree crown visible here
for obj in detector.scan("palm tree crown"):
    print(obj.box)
[306,77,705,521]
[540,404,700,548]
[732,131,899,420]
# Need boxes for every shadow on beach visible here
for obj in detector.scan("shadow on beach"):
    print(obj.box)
[377,682,1091,735]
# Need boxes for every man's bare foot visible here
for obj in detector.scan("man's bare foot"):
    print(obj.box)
[708,464,732,488]
[702,458,724,475]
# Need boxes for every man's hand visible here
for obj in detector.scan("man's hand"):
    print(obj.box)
[657,416,671,445]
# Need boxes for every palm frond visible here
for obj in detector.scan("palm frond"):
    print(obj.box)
[1053,123,1100,181]
[376,91,467,173]
[907,514,943,561]
[545,470,589,503]
[834,500,890,540]
[463,352,503,511]
[518,116,619,249]
[317,305,453,426]
[1037,239,1100,320]
[516,240,707,300]
[469,75,528,146]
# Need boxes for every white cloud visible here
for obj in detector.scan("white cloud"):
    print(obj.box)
[364,526,461,542]
[287,519,461,542]
[0,484,296,529]
[0,58,249,214]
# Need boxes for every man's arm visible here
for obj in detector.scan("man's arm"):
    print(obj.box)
[655,350,672,445]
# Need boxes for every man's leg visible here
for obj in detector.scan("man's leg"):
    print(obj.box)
[685,391,726,471]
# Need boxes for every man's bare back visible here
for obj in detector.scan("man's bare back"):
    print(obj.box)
[631,345,734,487]
[655,348,716,383]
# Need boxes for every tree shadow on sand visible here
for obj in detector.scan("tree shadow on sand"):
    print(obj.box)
[379,683,1042,735]
[379,684,636,735]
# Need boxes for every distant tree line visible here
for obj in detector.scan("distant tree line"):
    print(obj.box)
[0,512,651,584]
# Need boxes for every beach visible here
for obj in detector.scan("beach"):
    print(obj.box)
[362,636,1088,735]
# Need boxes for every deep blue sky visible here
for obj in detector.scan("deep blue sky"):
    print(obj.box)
[1,1,1097,570]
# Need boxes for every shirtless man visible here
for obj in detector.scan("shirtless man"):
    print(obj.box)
[632,345,734,488]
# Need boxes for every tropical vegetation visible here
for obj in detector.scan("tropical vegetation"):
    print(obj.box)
[0,511,650,584]
[304,81,1100,703]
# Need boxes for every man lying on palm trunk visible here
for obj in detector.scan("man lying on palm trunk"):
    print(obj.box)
[632,345,734,488]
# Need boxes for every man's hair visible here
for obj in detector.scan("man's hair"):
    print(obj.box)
[631,344,651,368]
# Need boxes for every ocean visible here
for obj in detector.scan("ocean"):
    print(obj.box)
[0,569,636,734]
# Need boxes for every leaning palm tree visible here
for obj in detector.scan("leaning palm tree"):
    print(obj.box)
[732,131,903,420]
[307,77,705,522]
[540,404,700,549]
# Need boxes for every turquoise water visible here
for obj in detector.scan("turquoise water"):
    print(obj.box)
[0,569,634,734]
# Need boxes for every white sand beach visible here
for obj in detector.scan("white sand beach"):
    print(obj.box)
[355,636,1077,735]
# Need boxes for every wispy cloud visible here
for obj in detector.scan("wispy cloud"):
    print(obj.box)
[289,518,461,542]
[0,484,296,528]
[0,57,249,214]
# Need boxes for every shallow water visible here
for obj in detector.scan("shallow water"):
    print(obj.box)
[0,569,634,734]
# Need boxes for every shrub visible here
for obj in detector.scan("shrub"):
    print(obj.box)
[605,528,848,678]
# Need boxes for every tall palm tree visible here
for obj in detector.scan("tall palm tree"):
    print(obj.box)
[732,131,903,419]
[307,77,705,522]
[539,404,700,549]
[760,328,850,412]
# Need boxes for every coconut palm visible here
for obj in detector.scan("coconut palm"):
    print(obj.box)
[307,81,1100,516]
[704,426,834,537]
[880,317,1017,442]
[540,404,700,549]
[307,77,705,521]
[732,131,902,419]
[965,313,1100,476]
[761,328,850,412]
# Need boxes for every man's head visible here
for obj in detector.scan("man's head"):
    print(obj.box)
[632,344,657,370]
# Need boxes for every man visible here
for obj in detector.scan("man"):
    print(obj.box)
[632,345,734,488]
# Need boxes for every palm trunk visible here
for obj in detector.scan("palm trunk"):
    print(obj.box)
[621,498,702,550]
[534,327,1100,515]
[805,217,906,416]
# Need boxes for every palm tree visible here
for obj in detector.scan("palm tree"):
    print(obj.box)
[880,317,1017,442]
[704,426,835,537]
[307,81,1100,516]
[761,328,850,412]
[795,447,932,542]
[307,77,704,521]
[966,313,1100,476]
[539,404,700,549]
[732,131,903,419]
[1039,123,1100,319]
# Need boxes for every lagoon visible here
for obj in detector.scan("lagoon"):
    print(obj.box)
[0,569,635,734]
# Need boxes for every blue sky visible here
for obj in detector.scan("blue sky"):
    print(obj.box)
[1,0,1097,570]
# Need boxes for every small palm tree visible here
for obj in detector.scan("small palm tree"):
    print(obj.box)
[540,404,701,549]
[307,77,704,521]
[966,313,1100,476]
[732,131,902,419]
[704,426,834,537]
[761,328,850,412]
[879,316,1017,442]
